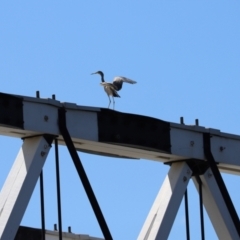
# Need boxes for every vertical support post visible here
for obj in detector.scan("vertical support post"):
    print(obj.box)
[0,135,53,240]
[55,138,63,240]
[137,162,192,240]
[184,189,190,240]
[39,171,46,240]
[196,176,205,240]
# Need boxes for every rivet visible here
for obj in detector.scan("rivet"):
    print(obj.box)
[207,172,212,178]
[41,151,46,157]
[190,141,194,146]
[44,115,49,122]
[220,146,225,152]
[183,176,187,182]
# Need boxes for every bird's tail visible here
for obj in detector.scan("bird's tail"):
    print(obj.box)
[113,91,120,98]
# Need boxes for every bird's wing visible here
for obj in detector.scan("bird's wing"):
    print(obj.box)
[113,76,137,84]
[100,82,120,97]
[100,82,113,87]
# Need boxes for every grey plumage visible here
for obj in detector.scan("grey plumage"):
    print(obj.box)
[91,71,137,109]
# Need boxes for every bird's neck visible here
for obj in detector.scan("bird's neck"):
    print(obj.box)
[100,73,105,82]
[100,74,105,83]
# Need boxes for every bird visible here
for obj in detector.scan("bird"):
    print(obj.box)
[91,70,137,109]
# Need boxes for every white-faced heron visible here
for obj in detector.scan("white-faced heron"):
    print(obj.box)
[91,70,137,109]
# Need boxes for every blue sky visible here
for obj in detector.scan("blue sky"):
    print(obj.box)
[0,1,240,239]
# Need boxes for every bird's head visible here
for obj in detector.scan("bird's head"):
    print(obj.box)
[91,71,104,77]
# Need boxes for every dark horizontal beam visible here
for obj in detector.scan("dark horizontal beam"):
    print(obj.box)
[0,92,240,174]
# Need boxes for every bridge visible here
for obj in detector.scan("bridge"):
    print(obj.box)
[0,92,239,240]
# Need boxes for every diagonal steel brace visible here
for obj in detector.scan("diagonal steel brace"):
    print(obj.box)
[58,107,113,240]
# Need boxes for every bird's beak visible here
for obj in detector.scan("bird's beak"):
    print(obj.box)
[91,72,96,75]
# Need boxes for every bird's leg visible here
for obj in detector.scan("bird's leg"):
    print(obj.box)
[108,96,111,109]
[112,97,115,110]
